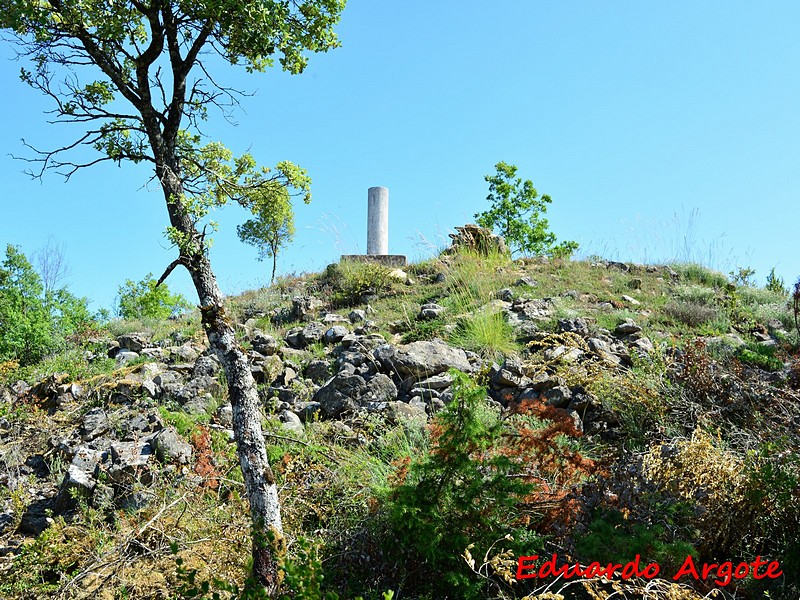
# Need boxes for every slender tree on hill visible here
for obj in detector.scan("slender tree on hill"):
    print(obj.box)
[0,1,345,594]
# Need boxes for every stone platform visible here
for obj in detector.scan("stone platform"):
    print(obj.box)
[340,254,407,267]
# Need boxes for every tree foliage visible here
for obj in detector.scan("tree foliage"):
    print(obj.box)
[117,272,191,320]
[237,183,299,284]
[475,161,578,258]
[0,244,94,365]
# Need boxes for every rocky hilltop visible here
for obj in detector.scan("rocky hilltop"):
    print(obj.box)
[1,237,799,599]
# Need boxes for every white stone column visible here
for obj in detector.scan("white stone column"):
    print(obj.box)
[367,186,389,255]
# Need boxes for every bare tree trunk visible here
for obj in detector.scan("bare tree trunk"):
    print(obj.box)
[271,253,277,286]
[159,165,283,595]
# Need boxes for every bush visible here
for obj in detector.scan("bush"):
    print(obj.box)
[117,273,192,319]
[448,310,518,360]
[670,262,728,288]
[642,430,754,557]
[662,300,721,328]
[381,372,595,597]
[382,372,540,596]
[322,261,394,307]
[736,343,784,372]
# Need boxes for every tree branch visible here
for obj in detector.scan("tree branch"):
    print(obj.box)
[156,257,189,287]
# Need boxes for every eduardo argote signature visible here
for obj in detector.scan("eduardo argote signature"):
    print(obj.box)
[516,553,783,587]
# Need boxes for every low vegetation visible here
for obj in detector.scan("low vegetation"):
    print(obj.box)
[1,245,799,600]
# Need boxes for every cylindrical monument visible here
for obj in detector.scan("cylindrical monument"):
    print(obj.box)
[367,186,389,255]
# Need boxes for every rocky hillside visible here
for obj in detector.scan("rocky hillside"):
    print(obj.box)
[1,241,799,599]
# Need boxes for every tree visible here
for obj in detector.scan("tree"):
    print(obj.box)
[33,235,71,296]
[475,161,578,258]
[0,244,94,365]
[237,182,298,285]
[1,1,345,594]
[0,244,53,364]
[117,272,191,319]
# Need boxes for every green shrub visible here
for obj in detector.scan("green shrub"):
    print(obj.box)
[670,262,728,288]
[382,372,541,597]
[401,317,446,343]
[735,343,783,372]
[744,440,800,590]
[662,300,721,328]
[765,267,788,295]
[475,161,578,258]
[448,310,518,360]
[576,508,697,572]
[117,273,192,319]
[323,261,394,307]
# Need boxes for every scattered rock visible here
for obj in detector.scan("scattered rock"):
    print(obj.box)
[418,303,445,320]
[324,325,349,345]
[388,340,472,378]
[291,296,323,322]
[193,355,220,378]
[279,410,305,436]
[251,331,280,356]
[385,401,427,426]
[349,309,367,323]
[152,427,192,465]
[305,359,332,384]
[81,407,109,441]
[614,319,642,336]
[313,373,366,419]
[514,276,537,287]
[558,318,589,336]
[118,332,150,353]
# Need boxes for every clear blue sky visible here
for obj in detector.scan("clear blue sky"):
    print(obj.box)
[1,1,798,311]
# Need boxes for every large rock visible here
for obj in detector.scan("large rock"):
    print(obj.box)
[251,330,280,356]
[279,410,305,436]
[81,407,109,441]
[313,373,367,419]
[57,465,96,511]
[445,224,509,256]
[387,340,471,378]
[361,374,397,405]
[117,332,150,353]
[291,296,323,322]
[152,427,192,465]
[193,355,221,378]
[385,401,427,426]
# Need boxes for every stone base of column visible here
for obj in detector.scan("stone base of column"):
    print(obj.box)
[340,254,407,268]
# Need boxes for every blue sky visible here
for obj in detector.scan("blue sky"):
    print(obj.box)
[1,1,798,311]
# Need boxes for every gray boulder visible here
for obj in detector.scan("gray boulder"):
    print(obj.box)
[385,401,427,426]
[291,296,323,322]
[361,374,397,404]
[152,427,192,465]
[388,340,471,378]
[81,407,109,441]
[193,355,221,378]
[615,319,642,336]
[118,332,150,353]
[279,410,305,436]
[305,359,332,384]
[418,303,445,320]
[558,318,589,336]
[313,373,367,419]
[251,331,280,356]
[324,325,349,345]
[57,465,95,511]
